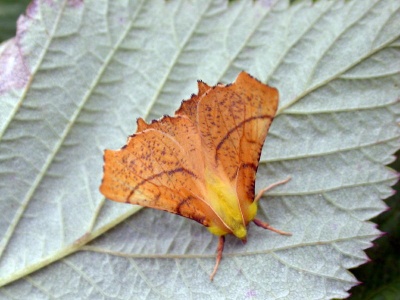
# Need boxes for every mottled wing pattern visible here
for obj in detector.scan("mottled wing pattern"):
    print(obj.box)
[101,72,278,227]
[100,116,216,226]
[195,72,278,213]
[233,73,278,219]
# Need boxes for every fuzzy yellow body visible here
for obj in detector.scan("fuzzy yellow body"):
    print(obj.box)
[204,168,258,240]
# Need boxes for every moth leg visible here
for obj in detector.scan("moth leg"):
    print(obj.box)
[253,176,292,236]
[210,236,225,281]
[253,218,292,236]
[254,176,291,202]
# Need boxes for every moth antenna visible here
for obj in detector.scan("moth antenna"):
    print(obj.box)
[254,176,291,202]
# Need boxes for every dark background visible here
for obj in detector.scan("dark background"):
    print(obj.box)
[1,1,398,299]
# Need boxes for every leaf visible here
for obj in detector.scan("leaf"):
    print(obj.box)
[0,0,399,299]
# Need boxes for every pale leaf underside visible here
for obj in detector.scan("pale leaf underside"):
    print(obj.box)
[0,0,399,299]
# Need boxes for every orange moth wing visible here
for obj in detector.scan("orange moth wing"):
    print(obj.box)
[100,71,285,280]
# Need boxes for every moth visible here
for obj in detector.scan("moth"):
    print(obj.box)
[100,71,290,280]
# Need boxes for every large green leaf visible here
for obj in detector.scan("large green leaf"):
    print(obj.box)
[0,0,399,299]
